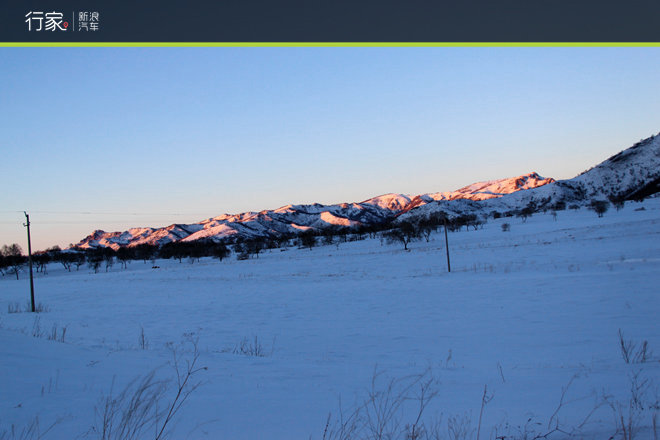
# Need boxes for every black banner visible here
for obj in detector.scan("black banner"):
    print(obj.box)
[2,0,660,43]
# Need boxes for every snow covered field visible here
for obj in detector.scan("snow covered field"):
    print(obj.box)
[1,199,659,439]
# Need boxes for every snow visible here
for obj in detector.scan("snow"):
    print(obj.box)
[290,223,313,231]
[181,223,239,241]
[426,172,555,202]
[316,211,360,227]
[72,132,660,250]
[72,173,556,249]
[572,133,660,198]
[2,198,659,439]
[361,193,413,211]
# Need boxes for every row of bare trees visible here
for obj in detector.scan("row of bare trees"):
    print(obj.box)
[1,195,623,277]
[0,213,483,277]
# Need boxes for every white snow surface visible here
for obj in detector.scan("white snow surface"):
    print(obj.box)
[361,193,413,210]
[2,198,659,439]
[425,172,555,202]
[316,211,361,227]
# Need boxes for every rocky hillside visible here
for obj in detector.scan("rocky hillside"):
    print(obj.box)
[74,132,660,249]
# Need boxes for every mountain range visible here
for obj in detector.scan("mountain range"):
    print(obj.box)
[75,133,660,250]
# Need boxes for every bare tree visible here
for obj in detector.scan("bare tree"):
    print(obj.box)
[1,243,25,280]
[33,252,51,274]
[300,232,317,250]
[211,243,230,261]
[386,222,420,251]
[245,239,265,258]
[591,199,610,218]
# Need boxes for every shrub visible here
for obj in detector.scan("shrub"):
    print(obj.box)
[590,199,610,218]
[224,336,273,357]
[211,243,230,261]
[618,329,652,364]
[138,327,149,350]
[90,337,206,440]
[300,232,317,250]
[553,201,567,211]
[0,416,60,440]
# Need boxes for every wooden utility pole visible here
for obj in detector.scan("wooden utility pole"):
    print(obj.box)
[444,217,451,273]
[23,212,35,312]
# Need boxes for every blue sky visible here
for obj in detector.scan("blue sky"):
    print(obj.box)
[1,47,659,250]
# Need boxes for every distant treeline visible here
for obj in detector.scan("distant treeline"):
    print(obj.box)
[1,195,624,278]
[0,214,475,277]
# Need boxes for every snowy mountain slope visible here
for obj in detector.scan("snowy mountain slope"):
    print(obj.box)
[74,174,551,249]
[398,132,660,223]
[360,194,413,210]
[78,224,204,250]
[571,133,660,200]
[74,132,660,249]
[426,172,555,202]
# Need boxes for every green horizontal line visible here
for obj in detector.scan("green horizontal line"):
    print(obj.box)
[2,42,660,48]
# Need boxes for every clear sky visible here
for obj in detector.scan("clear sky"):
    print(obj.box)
[1,47,659,251]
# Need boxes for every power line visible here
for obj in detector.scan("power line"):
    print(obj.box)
[0,211,214,216]
[0,221,179,225]
[0,210,211,216]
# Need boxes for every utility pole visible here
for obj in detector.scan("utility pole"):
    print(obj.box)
[444,217,451,273]
[23,212,35,312]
